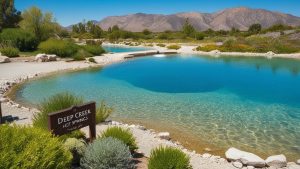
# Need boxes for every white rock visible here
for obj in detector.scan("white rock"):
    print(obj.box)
[138,125,146,130]
[232,161,243,168]
[0,56,10,63]
[47,54,57,61]
[246,166,254,169]
[265,154,287,168]
[35,53,48,62]
[157,132,170,140]
[288,164,300,169]
[202,153,212,158]
[225,147,265,167]
[0,97,8,103]
[129,124,136,128]
[296,159,300,165]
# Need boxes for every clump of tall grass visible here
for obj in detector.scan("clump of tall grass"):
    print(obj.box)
[33,92,85,140]
[148,146,192,169]
[96,101,113,123]
[167,44,181,50]
[101,126,138,152]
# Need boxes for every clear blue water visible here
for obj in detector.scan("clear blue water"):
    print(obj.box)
[16,54,300,159]
[103,45,152,53]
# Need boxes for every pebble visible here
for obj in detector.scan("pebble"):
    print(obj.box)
[202,153,212,158]
[205,147,212,152]
[246,166,254,169]
[232,161,243,168]
[157,132,170,140]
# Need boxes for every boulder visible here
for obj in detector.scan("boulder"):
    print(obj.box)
[47,54,57,61]
[0,56,10,63]
[296,159,300,165]
[232,161,243,168]
[225,147,265,167]
[265,154,287,168]
[157,132,170,140]
[35,53,48,62]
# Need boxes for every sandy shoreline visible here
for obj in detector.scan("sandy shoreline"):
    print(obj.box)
[1,45,300,169]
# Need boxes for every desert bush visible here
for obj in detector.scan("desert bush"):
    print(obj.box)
[88,57,96,63]
[0,46,19,57]
[194,32,205,40]
[156,43,166,47]
[38,39,78,57]
[101,126,137,152]
[96,101,113,123]
[80,137,135,169]
[0,28,38,51]
[33,92,85,140]
[64,138,86,166]
[0,124,72,169]
[195,44,219,52]
[86,40,103,45]
[148,146,191,169]
[167,44,181,50]
[82,45,105,55]
[73,49,93,61]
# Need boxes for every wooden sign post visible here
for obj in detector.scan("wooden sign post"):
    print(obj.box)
[48,101,96,140]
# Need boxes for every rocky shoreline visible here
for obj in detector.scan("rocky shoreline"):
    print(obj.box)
[1,47,300,169]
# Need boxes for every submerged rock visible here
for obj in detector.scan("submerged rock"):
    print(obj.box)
[265,154,287,168]
[157,132,170,140]
[225,147,265,167]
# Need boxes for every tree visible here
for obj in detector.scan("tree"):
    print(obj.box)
[248,23,262,34]
[20,6,58,41]
[182,18,195,37]
[143,29,151,35]
[0,0,22,30]
[112,25,120,32]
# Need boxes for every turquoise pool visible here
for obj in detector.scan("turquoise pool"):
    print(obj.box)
[16,54,300,160]
[102,45,152,53]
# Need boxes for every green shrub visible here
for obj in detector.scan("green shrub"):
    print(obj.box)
[86,40,103,46]
[0,124,72,169]
[88,57,96,63]
[0,47,19,57]
[148,147,191,169]
[33,92,85,140]
[96,101,113,123]
[167,44,181,50]
[38,39,78,57]
[101,126,137,152]
[73,49,93,61]
[196,45,219,52]
[0,28,38,51]
[64,138,86,166]
[80,137,135,169]
[82,45,105,55]
[156,43,166,47]
[195,32,205,40]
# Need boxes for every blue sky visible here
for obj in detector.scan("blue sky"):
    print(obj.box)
[16,0,300,26]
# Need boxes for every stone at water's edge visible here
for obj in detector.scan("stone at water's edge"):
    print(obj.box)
[232,161,243,168]
[225,147,265,167]
[0,56,10,63]
[296,159,300,165]
[157,132,170,140]
[265,154,287,168]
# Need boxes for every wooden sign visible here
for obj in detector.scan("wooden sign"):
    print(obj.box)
[48,101,96,140]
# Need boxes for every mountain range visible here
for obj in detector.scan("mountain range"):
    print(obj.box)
[92,7,300,32]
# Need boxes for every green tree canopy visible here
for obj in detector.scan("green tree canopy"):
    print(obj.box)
[0,0,21,30]
[182,18,195,37]
[248,23,262,34]
[20,6,59,41]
